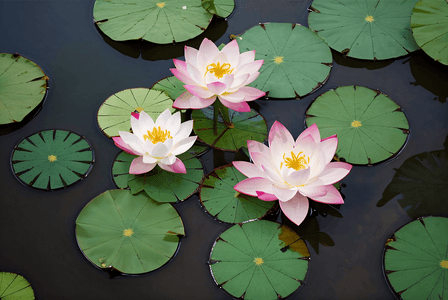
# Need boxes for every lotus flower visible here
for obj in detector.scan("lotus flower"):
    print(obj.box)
[112,109,197,174]
[170,38,266,112]
[233,122,352,226]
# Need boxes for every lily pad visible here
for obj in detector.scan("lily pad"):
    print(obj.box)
[411,0,448,65]
[11,130,94,190]
[308,0,420,60]
[0,272,34,299]
[306,86,409,165]
[97,88,174,138]
[200,165,276,223]
[112,145,206,202]
[235,22,332,98]
[93,0,213,44]
[384,217,448,300]
[76,189,184,274]
[151,76,186,102]
[202,0,234,18]
[209,220,310,300]
[192,106,267,152]
[0,53,48,125]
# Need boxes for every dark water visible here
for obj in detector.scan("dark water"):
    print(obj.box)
[0,0,448,299]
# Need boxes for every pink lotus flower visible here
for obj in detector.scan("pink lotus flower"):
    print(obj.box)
[233,122,352,226]
[170,38,266,112]
[112,109,197,174]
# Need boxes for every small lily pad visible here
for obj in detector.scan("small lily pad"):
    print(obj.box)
[97,88,174,138]
[306,86,409,165]
[200,165,276,223]
[209,220,310,300]
[112,145,206,203]
[202,0,235,18]
[151,76,186,102]
[384,217,448,300]
[11,130,94,190]
[308,0,420,60]
[192,106,267,152]
[411,0,448,65]
[93,0,213,44]
[0,272,34,299]
[0,53,48,125]
[76,189,184,274]
[235,23,332,98]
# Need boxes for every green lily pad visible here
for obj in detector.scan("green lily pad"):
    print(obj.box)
[0,272,34,299]
[202,0,234,18]
[11,130,94,190]
[97,88,174,138]
[0,53,48,125]
[192,106,267,152]
[306,86,409,165]
[112,145,206,202]
[384,217,448,300]
[151,76,186,102]
[200,165,276,223]
[235,22,332,98]
[76,189,184,274]
[411,0,448,65]
[308,0,420,60]
[209,220,310,300]
[93,0,213,44]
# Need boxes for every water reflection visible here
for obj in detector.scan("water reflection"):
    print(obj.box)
[96,17,228,60]
[332,49,394,70]
[377,135,448,218]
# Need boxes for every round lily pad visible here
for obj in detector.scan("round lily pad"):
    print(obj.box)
[200,165,276,223]
[151,76,186,102]
[0,53,48,125]
[384,217,448,300]
[411,0,448,65]
[76,189,184,274]
[235,22,332,98]
[0,272,34,299]
[97,88,174,138]
[202,0,234,18]
[112,145,206,203]
[209,220,310,300]
[192,106,267,152]
[93,0,213,44]
[308,0,420,60]
[305,86,409,165]
[11,130,94,190]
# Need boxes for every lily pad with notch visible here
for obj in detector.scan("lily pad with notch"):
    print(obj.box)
[200,164,276,223]
[0,272,34,299]
[306,86,409,165]
[76,189,184,275]
[234,22,332,98]
[97,88,174,138]
[209,220,310,300]
[11,130,94,190]
[308,0,420,60]
[384,216,448,300]
[93,0,213,44]
[151,76,186,102]
[0,53,48,125]
[192,106,267,152]
[202,0,235,18]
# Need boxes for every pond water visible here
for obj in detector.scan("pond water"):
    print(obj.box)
[0,0,447,299]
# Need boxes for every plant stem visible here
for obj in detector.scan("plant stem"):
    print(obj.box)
[213,101,219,135]
[212,101,234,136]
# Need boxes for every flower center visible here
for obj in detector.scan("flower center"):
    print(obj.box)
[143,126,172,144]
[365,15,374,22]
[205,62,233,79]
[123,229,134,237]
[135,107,144,113]
[440,260,448,268]
[253,257,264,265]
[281,151,310,171]
[48,155,57,162]
[351,120,362,127]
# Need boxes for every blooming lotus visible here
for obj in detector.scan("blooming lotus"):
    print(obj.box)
[112,109,197,174]
[233,122,352,226]
[170,38,266,112]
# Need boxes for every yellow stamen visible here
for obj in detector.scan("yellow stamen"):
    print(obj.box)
[156,2,165,8]
[282,151,310,171]
[205,62,233,79]
[365,15,374,22]
[123,229,134,237]
[48,155,57,162]
[351,120,362,128]
[440,260,448,268]
[143,126,172,144]
[135,107,144,113]
[273,56,284,64]
[254,257,264,265]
